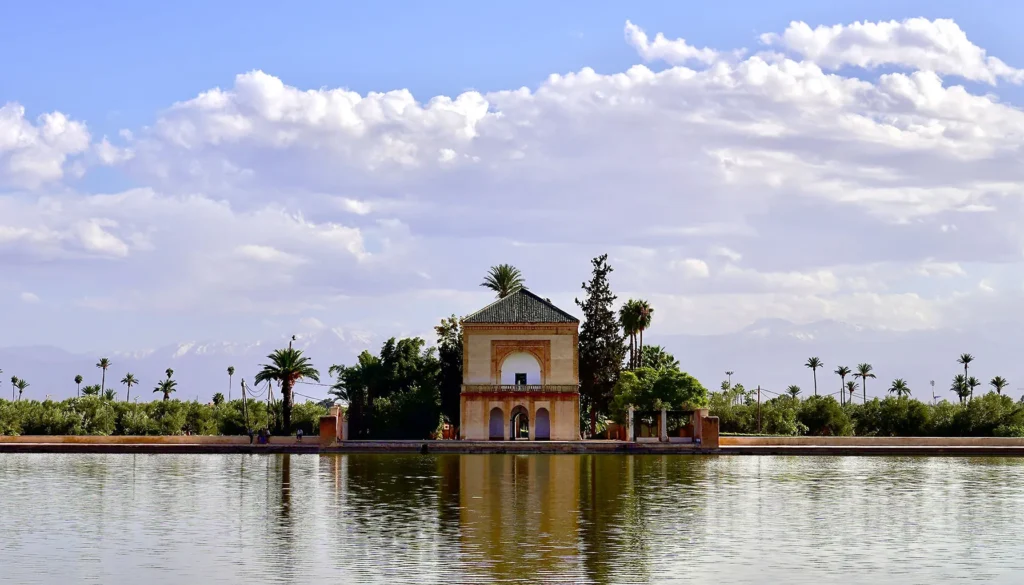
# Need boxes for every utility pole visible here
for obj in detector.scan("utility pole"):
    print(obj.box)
[268,381,276,433]
[757,385,761,434]
[930,380,936,404]
[241,379,250,431]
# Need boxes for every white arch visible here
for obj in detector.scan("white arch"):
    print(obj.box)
[500,352,541,385]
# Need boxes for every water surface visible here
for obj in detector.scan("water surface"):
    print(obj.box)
[2,453,1022,584]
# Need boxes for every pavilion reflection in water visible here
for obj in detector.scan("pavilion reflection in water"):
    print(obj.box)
[457,455,582,578]
[320,454,712,582]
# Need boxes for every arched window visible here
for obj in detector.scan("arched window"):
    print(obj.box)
[488,407,505,440]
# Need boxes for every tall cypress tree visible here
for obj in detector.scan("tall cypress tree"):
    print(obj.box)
[576,254,627,437]
[435,314,463,427]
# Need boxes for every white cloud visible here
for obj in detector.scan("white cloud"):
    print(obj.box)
[0,104,90,188]
[624,20,719,65]
[672,258,711,278]
[235,244,306,265]
[916,261,966,278]
[94,137,134,165]
[299,317,326,331]
[19,291,39,304]
[761,18,1024,85]
[7,16,1024,352]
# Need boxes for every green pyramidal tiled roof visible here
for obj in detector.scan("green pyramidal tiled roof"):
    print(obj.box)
[463,289,579,324]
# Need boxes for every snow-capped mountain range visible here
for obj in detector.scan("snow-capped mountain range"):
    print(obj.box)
[2,319,1021,402]
[0,328,382,403]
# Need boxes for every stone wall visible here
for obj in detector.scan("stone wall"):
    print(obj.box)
[721,436,1024,446]
[0,435,311,445]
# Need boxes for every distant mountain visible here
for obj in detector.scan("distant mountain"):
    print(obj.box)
[0,328,380,402]
[2,319,1021,403]
[649,319,1024,402]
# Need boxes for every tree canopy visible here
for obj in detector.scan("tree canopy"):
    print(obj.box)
[330,337,442,439]
[576,254,627,436]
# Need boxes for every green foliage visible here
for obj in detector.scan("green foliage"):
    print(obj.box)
[798,396,851,436]
[330,337,441,439]
[611,368,708,422]
[640,345,679,370]
[576,254,627,434]
[212,392,225,406]
[480,264,527,298]
[254,347,320,432]
[434,314,463,426]
[0,397,324,436]
[760,398,806,436]
[709,390,1024,438]
[288,401,328,435]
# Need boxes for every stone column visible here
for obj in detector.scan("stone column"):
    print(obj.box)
[659,407,668,442]
[627,406,635,442]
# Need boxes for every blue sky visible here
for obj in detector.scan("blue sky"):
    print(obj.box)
[4,2,1024,396]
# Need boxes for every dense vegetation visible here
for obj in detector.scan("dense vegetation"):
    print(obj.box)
[710,387,1024,437]
[0,397,327,436]
[3,257,1021,440]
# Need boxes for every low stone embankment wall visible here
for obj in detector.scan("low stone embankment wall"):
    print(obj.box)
[0,435,310,445]
[721,436,1024,447]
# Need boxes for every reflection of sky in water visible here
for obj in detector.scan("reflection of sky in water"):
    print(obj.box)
[2,454,1024,584]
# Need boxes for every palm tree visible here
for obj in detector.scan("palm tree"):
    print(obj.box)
[121,373,138,402]
[951,374,969,404]
[74,374,83,398]
[619,300,642,369]
[958,353,974,379]
[96,357,111,393]
[227,366,235,401]
[10,375,17,401]
[889,378,911,398]
[967,376,981,402]
[154,379,177,401]
[212,392,225,406]
[254,347,320,432]
[642,345,680,370]
[480,264,526,299]
[165,368,174,380]
[635,299,654,365]
[786,385,802,399]
[805,357,823,396]
[103,388,117,401]
[990,376,1009,396]
[846,380,858,403]
[855,363,876,403]
[835,366,851,406]
[81,384,100,397]
[15,378,28,401]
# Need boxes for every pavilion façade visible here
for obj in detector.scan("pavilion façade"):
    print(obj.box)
[459,289,581,441]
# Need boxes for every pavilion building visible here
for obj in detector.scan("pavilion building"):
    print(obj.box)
[459,289,581,441]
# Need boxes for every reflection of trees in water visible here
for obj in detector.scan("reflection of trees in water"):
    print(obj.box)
[330,454,450,580]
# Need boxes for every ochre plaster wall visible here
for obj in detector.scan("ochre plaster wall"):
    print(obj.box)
[463,325,578,385]
[460,393,579,441]
[460,323,580,441]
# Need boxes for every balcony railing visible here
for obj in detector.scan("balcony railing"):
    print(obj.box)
[462,384,579,394]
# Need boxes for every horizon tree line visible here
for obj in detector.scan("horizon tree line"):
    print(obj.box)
[782,353,1010,406]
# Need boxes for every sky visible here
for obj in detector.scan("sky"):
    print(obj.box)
[3,1,1024,389]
